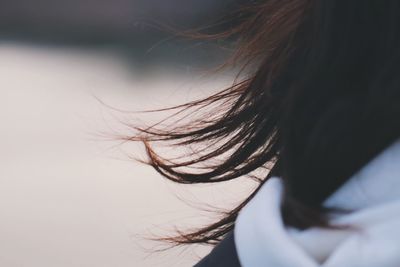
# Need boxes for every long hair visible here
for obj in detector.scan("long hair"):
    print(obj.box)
[128,0,400,245]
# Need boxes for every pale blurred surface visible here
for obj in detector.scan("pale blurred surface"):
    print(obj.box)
[0,43,255,266]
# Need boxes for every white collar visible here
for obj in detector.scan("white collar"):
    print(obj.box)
[234,139,400,267]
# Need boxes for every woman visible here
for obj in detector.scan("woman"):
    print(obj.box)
[132,1,400,266]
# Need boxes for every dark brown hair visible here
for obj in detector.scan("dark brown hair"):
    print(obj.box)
[128,0,400,246]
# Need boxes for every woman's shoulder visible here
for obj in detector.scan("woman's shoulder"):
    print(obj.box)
[194,231,241,267]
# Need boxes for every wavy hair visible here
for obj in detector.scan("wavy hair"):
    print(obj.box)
[128,0,400,245]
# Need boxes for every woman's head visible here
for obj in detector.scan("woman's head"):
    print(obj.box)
[131,0,400,244]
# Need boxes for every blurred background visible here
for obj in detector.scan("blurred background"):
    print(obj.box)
[0,1,256,266]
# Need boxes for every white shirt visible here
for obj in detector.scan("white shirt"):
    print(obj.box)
[234,139,400,267]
